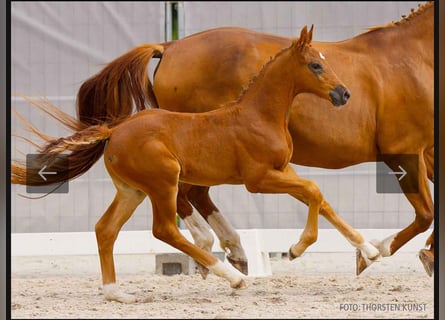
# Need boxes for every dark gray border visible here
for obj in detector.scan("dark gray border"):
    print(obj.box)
[0,0,7,317]
[2,2,442,320]
[438,0,444,318]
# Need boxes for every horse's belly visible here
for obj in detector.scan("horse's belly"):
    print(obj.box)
[290,134,377,169]
[178,164,243,187]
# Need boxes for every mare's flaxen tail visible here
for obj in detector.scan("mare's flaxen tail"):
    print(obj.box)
[12,42,167,187]
[11,98,113,187]
[76,43,165,125]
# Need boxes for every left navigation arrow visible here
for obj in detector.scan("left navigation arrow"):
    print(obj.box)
[38,165,57,181]
[26,154,69,193]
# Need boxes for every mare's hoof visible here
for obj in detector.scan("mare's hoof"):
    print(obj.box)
[231,278,248,289]
[419,249,434,277]
[227,255,249,276]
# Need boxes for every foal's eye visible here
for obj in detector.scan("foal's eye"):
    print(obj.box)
[309,62,323,71]
[308,62,323,77]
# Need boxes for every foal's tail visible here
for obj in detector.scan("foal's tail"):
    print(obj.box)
[12,98,114,187]
[76,43,167,126]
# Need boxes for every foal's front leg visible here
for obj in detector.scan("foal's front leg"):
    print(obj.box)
[357,155,433,275]
[245,165,380,261]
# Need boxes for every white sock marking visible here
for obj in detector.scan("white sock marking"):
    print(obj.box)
[358,241,381,261]
[183,209,214,251]
[208,260,245,286]
[102,283,136,304]
[378,234,397,257]
[207,210,241,251]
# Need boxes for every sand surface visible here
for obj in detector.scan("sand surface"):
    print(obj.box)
[11,252,434,319]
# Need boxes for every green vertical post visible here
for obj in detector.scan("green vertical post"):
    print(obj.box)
[169,1,180,227]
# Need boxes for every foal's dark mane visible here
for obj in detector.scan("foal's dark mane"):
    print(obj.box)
[224,40,304,108]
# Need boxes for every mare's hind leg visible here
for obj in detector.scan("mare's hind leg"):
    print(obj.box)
[148,180,246,289]
[357,153,434,276]
[245,165,379,261]
[187,185,248,275]
[177,183,214,279]
[95,176,145,303]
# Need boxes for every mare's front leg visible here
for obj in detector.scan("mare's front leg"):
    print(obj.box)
[356,153,434,276]
[245,165,380,261]
[419,147,434,276]
[148,180,247,289]
[95,177,145,303]
[419,231,434,276]
[177,183,214,279]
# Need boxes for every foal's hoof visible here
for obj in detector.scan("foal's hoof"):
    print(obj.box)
[288,247,301,261]
[196,262,210,280]
[227,255,249,276]
[356,249,368,276]
[419,249,434,277]
[231,278,248,289]
[355,242,382,276]
[356,249,380,276]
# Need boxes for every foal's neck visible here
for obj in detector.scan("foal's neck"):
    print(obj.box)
[236,48,298,124]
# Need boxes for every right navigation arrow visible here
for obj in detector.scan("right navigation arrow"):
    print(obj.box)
[388,165,407,181]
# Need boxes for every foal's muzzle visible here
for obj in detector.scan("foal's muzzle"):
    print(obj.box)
[329,85,351,107]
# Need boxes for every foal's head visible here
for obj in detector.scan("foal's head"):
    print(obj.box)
[290,25,350,107]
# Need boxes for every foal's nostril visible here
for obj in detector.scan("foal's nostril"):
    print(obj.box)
[343,89,351,102]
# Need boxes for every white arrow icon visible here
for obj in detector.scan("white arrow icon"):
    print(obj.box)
[388,165,407,181]
[38,165,57,181]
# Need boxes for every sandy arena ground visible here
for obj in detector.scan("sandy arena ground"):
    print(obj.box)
[11,252,434,319]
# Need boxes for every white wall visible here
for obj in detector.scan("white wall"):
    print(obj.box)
[11,2,432,233]
[11,2,165,232]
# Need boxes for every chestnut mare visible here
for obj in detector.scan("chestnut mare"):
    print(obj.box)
[13,27,381,303]
[74,2,435,277]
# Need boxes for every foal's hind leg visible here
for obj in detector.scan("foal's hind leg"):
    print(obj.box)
[187,185,248,275]
[95,176,145,303]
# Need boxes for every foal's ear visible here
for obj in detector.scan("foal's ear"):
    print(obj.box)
[294,25,313,50]
[307,24,314,43]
